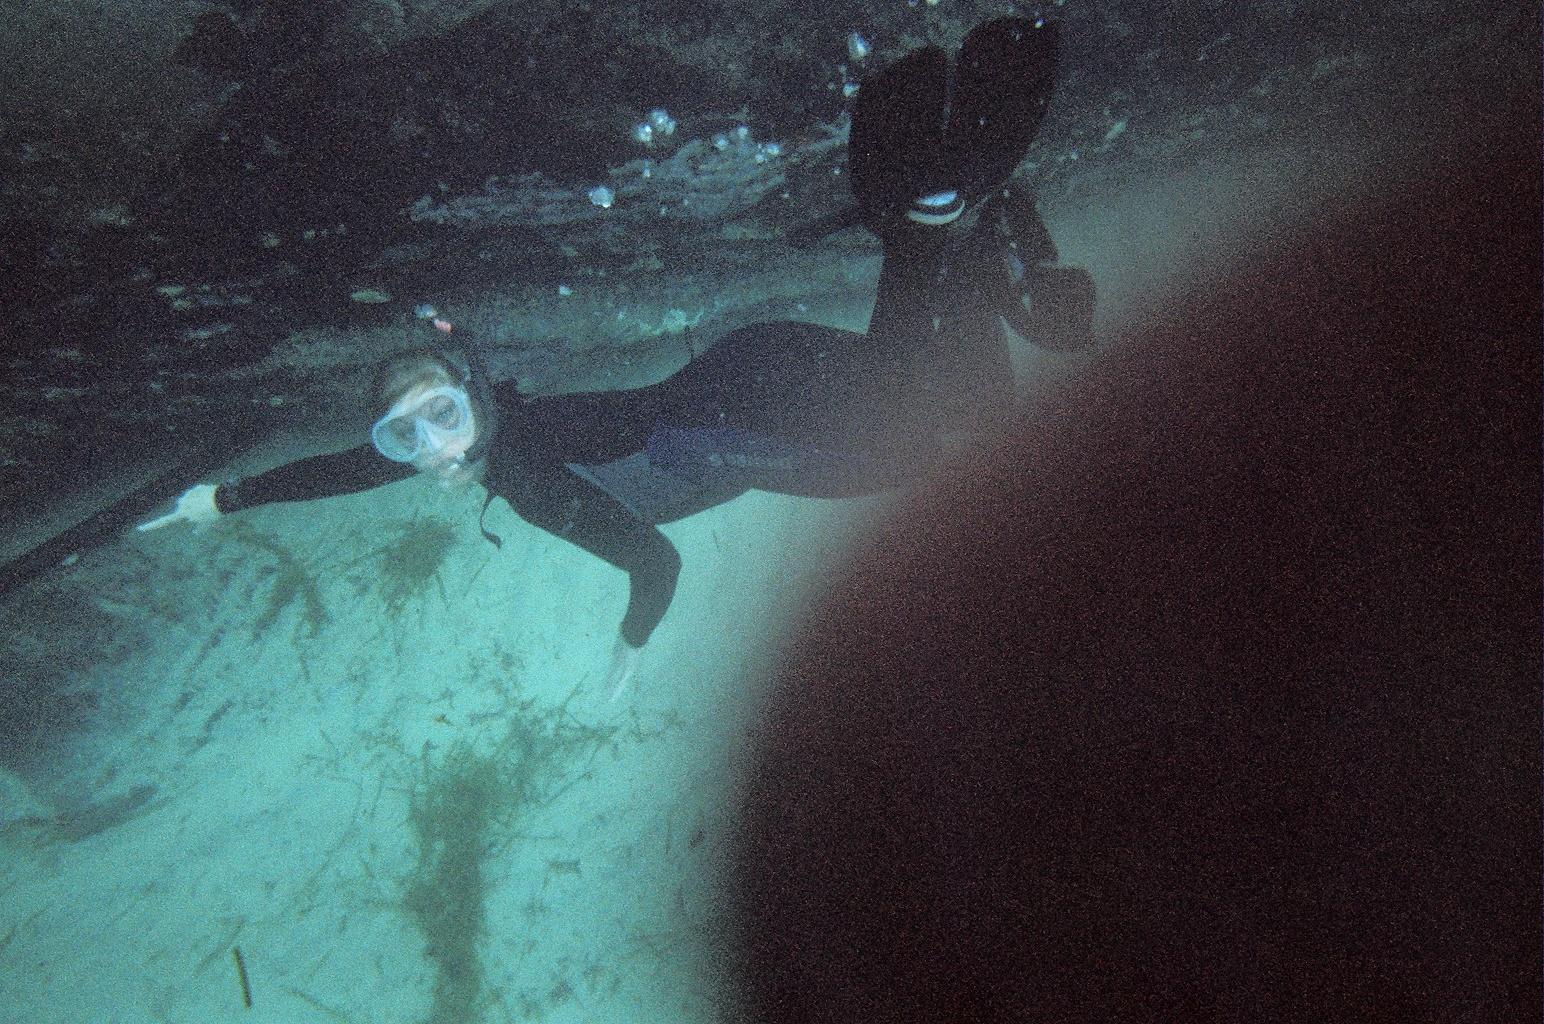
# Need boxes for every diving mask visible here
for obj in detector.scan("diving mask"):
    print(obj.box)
[371,384,475,463]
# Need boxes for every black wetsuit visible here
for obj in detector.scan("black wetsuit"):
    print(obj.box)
[215,220,1020,648]
[216,15,1066,647]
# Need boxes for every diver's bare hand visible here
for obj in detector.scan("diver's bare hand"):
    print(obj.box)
[137,483,221,531]
[604,635,644,703]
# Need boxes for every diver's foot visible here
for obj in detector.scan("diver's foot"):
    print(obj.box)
[980,181,1097,353]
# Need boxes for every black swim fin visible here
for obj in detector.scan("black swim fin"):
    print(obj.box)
[848,17,1060,230]
[849,46,954,227]
[945,17,1060,204]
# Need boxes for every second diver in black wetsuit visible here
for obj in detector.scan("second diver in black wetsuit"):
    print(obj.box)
[140,17,1094,698]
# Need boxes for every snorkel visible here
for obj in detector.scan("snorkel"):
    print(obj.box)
[416,305,500,466]
[415,306,509,547]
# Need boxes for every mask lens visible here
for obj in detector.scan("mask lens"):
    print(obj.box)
[386,417,420,447]
[371,414,422,462]
[424,393,465,430]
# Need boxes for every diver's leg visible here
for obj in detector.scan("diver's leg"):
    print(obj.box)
[653,322,880,438]
[648,425,901,500]
[850,18,1087,432]
[646,319,914,497]
[852,17,1061,342]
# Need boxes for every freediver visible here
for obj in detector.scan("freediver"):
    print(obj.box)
[139,16,1095,699]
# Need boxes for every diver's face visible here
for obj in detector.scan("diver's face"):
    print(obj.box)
[392,379,478,482]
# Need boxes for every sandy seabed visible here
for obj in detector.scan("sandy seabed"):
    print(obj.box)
[0,466,884,1024]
